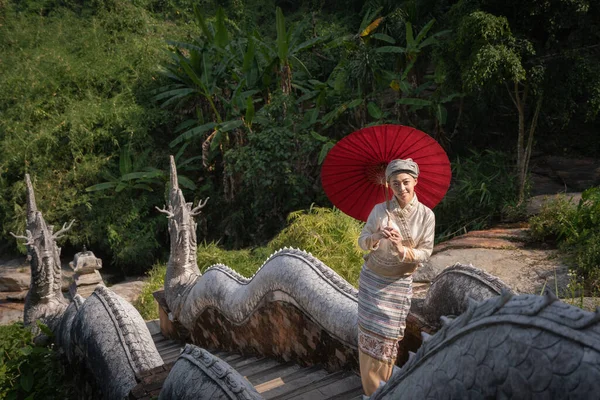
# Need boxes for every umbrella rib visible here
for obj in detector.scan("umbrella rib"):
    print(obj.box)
[324,172,377,198]
[342,179,379,220]
[386,125,403,161]
[355,128,385,163]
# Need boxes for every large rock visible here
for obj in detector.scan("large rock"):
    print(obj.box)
[109,277,146,304]
[526,192,582,216]
[413,228,570,296]
[0,260,30,291]
[0,257,75,292]
[530,155,600,194]
[0,300,24,325]
[416,248,568,295]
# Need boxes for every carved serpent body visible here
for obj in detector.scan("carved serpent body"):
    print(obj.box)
[178,248,360,346]
[371,291,600,399]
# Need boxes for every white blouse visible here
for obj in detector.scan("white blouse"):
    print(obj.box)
[358,195,435,268]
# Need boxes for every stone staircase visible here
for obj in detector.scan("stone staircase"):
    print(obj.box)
[146,321,364,400]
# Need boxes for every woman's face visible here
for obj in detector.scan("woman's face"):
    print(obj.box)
[389,173,417,207]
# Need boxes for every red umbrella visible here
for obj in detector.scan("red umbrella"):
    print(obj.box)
[321,124,451,222]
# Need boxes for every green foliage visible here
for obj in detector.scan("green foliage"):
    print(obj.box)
[269,206,366,286]
[0,0,192,270]
[3,0,599,274]
[435,149,520,240]
[530,188,600,290]
[529,195,578,242]
[223,95,322,244]
[197,242,270,276]
[134,263,167,320]
[203,206,365,286]
[0,323,74,399]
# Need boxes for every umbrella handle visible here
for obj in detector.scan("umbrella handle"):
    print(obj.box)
[385,210,393,229]
[385,181,390,214]
[385,209,403,241]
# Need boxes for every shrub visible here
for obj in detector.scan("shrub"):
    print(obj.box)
[529,194,578,241]
[197,242,271,277]
[0,323,74,399]
[434,149,521,241]
[268,206,365,286]
[0,1,192,271]
[529,187,600,291]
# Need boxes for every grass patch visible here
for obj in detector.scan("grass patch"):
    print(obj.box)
[133,262,166,320]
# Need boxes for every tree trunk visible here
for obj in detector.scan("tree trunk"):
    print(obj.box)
[281,63,292,95]
[512,80,541,204]
[520,96,543,203]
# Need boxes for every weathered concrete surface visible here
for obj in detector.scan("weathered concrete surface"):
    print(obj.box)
[69,286,164,400]
[109,277,146,304]
[371,292,600,400]
[413,228,570,297]
[159,344,263,400]
[74,270,103,286]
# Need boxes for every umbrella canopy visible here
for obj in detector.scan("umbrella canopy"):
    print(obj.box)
[321,124,451,222]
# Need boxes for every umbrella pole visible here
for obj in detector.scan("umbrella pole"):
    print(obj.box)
[385,181,390,212]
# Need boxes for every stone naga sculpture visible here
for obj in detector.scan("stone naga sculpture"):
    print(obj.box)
[370,291,600,399]
[156,155,208,319]
[10,174,73,331]
[13,174,163,399]
[411,263,514,330]
[158,156,359,349]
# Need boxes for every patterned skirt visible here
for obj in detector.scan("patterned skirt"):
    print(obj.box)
[357,264,413,362]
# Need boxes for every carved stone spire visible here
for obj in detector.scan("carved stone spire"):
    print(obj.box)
[157,156,208,316]
[25,174,37,225]
[11,174,72,329]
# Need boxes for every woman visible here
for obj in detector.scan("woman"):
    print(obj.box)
[357,158,435,395]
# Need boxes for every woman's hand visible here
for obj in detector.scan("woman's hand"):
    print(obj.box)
[370,230,389,243]
[384,227,405,254]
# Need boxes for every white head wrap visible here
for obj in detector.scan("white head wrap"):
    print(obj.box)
[385,158,419,181]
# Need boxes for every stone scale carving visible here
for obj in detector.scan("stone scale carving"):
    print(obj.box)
[371,291,600,399]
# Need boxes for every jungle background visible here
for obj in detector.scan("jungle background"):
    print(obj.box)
[1,1,599,396]
[1,0,599,276]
